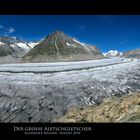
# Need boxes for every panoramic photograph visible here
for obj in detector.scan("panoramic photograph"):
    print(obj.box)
[0,15,140,122]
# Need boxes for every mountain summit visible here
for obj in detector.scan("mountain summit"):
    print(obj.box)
[23,31,104,62]
[103,50,123,57]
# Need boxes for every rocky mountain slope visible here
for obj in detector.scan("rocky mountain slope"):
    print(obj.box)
[123,48,140,58]
[55,93,140,122]
[23,31,104,62]
[103,50,123,57]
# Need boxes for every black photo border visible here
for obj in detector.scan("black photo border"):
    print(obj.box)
[0,0,140,140]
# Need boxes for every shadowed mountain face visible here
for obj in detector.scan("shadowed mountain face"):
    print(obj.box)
[123,49,140,58]
[23,31,104,62]
[0,36,38,64]
[0,36,21,57]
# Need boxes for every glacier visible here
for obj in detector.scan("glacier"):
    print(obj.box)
[0,57,140,122]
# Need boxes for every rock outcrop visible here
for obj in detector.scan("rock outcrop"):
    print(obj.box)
[54,93,140,122]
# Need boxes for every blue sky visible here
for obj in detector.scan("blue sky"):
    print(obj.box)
[0,15,140,52]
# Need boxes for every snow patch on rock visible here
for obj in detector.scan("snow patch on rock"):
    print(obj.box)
[28,42,38,48]
[0,42,4,46]
[73,38,85,46]
[66,42,71,46]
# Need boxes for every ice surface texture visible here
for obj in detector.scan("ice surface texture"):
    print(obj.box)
[0,57,140,122]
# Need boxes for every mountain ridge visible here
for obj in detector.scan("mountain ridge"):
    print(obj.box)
[123,48,140,58]
[0,36,38,64]
[0,36,38,58]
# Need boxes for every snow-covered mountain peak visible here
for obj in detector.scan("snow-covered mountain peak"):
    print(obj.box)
[103,50,123,57]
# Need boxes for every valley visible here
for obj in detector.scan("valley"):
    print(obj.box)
[0,31,140,122]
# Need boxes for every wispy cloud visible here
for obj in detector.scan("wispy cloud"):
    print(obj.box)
[0,25,3,29]
[7,27,15,33]
[0,25,16,35]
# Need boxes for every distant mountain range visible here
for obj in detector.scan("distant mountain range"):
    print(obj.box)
[0,36,38,58]
[103,50,123,57]
[104,49,140,58]
[0,32,140,64]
